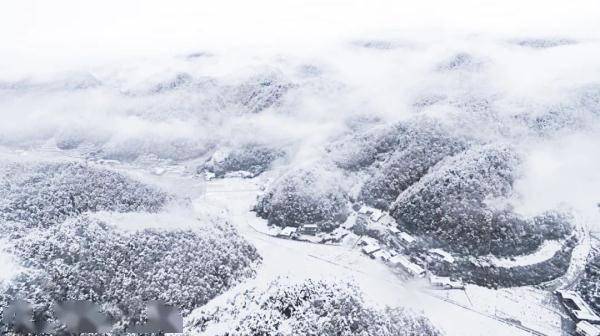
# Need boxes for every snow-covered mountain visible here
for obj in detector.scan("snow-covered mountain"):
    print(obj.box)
[1,1,600,335]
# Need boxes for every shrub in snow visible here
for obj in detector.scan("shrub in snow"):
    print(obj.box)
[188,277,440,336]
[201,144,286,178]
[1,216,261,333]
[577,256,600,314]
[390,144,570,256]
[358,122,469,209]
[0,162,169,228]
[254,165,349,227]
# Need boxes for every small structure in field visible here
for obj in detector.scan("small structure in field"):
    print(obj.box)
[556,290,600,324]
[428,248,456,264]
[398,232,417,247]
[321,229,348,243]
[358,236,379,247]
[388,226,400,234]
[300,224,319,235]
[358,205,371,215]
[361,244,381,256]
[576,321,600,336]
[369,209,384,222]
[390,255,426,278]
[278,227,298,238]
[428,275,464,289]
[372,250,392,262]
[379,214,396,227]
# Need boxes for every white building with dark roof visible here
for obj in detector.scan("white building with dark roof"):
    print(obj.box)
[372,250,392,262]
[379,214,397,227]
[388,226,400,234]
[398,232,417,246]
[278,227,297,238]
[556,290,600,324]
[576,321,600,336]
[390,255,426,277]
[300,224,319,235]
[358,205,371,215]
[428,248,456,264]
[369,209,384,222]
[428,275,464,289]
[361,244,381,256]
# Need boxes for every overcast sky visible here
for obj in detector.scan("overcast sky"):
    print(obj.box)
[2,0,600,71]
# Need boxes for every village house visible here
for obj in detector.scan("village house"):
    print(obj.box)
[369,209,384,222]
[428,275,465,290]
[300,224,319,235]
[361,244,381,257]
[556,290,600,324]
[321,229,348,243]
[398,232,417,248]
[576,321,600,336]
[428,248,456,264]
[390,255,426,278]
[278,227,297,238]
[358,236,379,247]
[341,214,357,230]
[388,226,401,234]
[372,249,392,262]
[358,205,372,215]
[378,214,396,226]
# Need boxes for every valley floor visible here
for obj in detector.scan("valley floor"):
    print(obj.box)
[191,176,572,336]
[0,147,589,335]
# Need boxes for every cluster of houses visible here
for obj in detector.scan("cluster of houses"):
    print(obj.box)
[556,290,600,336]
[359,235,423,275]
[359,235,463,288]
[270,204,465,290]
[355,205,464,289]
